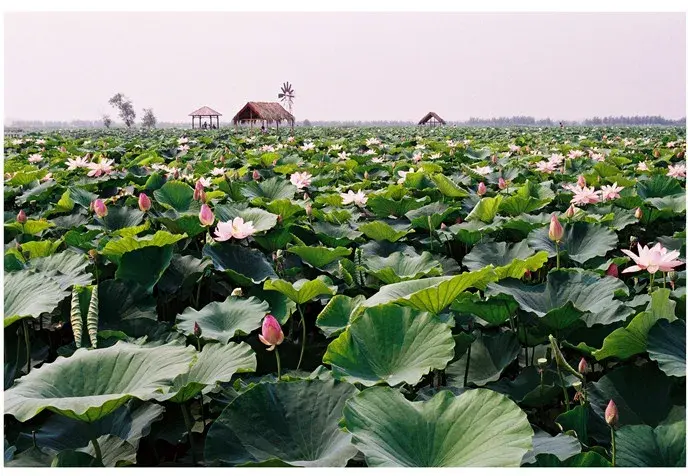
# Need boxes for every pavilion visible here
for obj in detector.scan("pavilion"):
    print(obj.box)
[189,106,222,129]
[418,112,447,126]
[232,102,295,130]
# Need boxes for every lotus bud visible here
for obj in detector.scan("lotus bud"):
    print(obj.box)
[193,180,205,201]
[549,214,564,242]
[491,154,498,164]
[498,177,507,190]
[577,175,586,187]
[565,204,576,218]
[258,314,284,351]
[193,321,202,338]
[199,204,214,227]
[364,171,369,180]
[537,357,548,369]
[600,261,619,278]
[277,214,283,224]
[440,223,447,230]
[678,149,685,159]
[634,207,643,219]
[93,199,108,218]
[173,169,180,180]
[578,357,589,375]
[605,399,618,426]
[231,288,243,297]
[653,148,660,158]
[477,182,487,196]
[524,270,532,280]
[305,203,313,216]
[17,209,27,224]
[88,249,98,261]
[138,193,151,212]
[252,169,261,181]
[303,193,309,201]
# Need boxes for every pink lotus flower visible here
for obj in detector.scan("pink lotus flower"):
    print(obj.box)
[193,180,206,202]
[636,161,650,171]
[138,193,151,212]
[477,182,487,196]
[568,150,585,159]
[606,263,619,278]
[600,183,624,201]
[498,177,507,190]
[667,163,686,179]
[87,158,115,177]
[92,199,108,218]
[577,175,587,188]
[535,161,556,174]
[570,186,601,206]
[211,167,226,176]
[340,190,367,207]
[252,170,261,181]
[578,357,589,374]
[548,154,565,166]
[621,243,683,274]
[565,204,577,218]
[549,214,564,242]
[258,314,284,351]
[28,153,43,163]
[65,156,90,170]
[198,177,212,188]
[605,400,618,426]
[590,152,605,162]
[199,204,215,227]
[17,210,27,224]
[290,171,313,190]
[214,217,256,241]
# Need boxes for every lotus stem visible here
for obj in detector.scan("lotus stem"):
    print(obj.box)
[22,319,31,375]
[556,364,570,412]
[555,242,561,270]
[662,271,666,289]
[275,347,282,381]
[649,273,655,293]
[428,216,434,251]
[195,279,202,310]
[463,342,472,387]
[296,304,306,371]
[610,426,616,467]
[91,437,103,466]
[180,403,197,464]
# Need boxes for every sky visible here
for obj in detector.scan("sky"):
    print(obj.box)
[3,12,686,123]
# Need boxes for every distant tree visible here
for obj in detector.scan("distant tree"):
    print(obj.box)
[108,93,136,128]
[302,119,311,127]
[141,108,157,128]
[102,115,112,128]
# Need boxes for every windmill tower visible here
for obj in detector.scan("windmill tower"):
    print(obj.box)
[278,82,295,129]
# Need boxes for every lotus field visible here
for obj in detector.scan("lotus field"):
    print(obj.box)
[3,126,687,467]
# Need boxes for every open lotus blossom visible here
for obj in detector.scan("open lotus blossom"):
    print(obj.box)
[177,144,190,153]
[446,139,457,148]
[508,144,520,152]
[199,204,215,227]
[590,152,605,162]
[366,137,381,147]
[568,149,585,159]
[177,137,189,145]
[570,185,601,206]
[429,153,441,160]
[198,177,212,188]
[337,151,351,161]
[87,158,115,177]
[412,151,423,163]
[329,144,343,152]
[667,163,686,179]
[340,190,367,207]
[636,161,650,171]
[65,156,90,170]
[28,153,43,163]
[535,161,556,173]
[397,168,415,184]
[371,156,384,163]
[290,171,313,189]
[301,141,315,151]
[11,139,23,145]
[600,183,624,201]
[621,243,683,274]
[214,217,256,241]
[548,153,565,166]
[35,139,46,145]
[210,167,226,176]
[473,165,493,176]
[259,314,284,351]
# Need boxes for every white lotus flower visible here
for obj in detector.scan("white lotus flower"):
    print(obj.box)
[65,156,90,170]
[667,164,686,179]
[340,190,367,207]
[211,167,226,176]
[290,171,313,190]
[214,217,256,241]
[397,168,415,184]
[28,153,43,163]
[637,161,650,171]
[301,142,315,151]
[473,165,493,176]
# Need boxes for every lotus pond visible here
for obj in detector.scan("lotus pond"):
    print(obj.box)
[3,126,686,467]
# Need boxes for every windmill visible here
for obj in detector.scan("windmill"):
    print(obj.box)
[278,81,295,116]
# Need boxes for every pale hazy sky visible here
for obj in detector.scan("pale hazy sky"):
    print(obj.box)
[4,12,686,122]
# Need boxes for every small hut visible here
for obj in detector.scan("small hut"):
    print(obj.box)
[232,102,295,130]
[418,112,446,126]
[189,106,222,129]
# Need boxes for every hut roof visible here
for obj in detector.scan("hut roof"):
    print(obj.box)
[418,112,446,125]
[232,102,295,123]
[189,106,222,116]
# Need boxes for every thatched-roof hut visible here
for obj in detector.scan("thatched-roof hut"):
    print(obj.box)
[418,112,446,126]
[232,102,295,130]
[189,106,222,129]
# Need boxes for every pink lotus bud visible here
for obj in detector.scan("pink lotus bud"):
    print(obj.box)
[193,180,205,201]
[303,193,309,201]
[549,214,564,242]
[606,263,619,278]
[477,182,487,196]
[440,222,447,230]
[258,314,284,351]
[577,175,586,187]
[138,193,151,212]
[17,209,27,224]
[305,203,313,216]
[498,177,507,190]
[199,204,214,227]
[92,199,108,218]
[173,169,180,180]
[566,204,576,218]
[634,208,643,219]
[605,399,618,426]
[491,155,498,164]
[578,357,589,374]
[524,270,532,280]
[252,170,261,181]
[193,321,202,337]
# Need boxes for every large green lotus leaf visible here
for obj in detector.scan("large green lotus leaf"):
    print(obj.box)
[68,187,99,209]
[157,254,209,296]
[529,452,611,467]
[287,245,351,268]
[175,296,268,344]
[646,193,687,213]
[156,214,205,238]
[4,270,69,327]
[487,367,576,408]
[241,176,297,201]
[362,267,497,314]
[365,250,442,284]
[451,293,519,326]
[101,231,186,263]
[587,364,673,428]
[366,195,430,218]
[4,342,195,422]
[100,206,145,231]
[30,249,92,290]
[447,331,521,386]
[499,180,554,216]
[405,202,456,230]
[323,304,455,386]
[647,319,686,377]
[358,220,411,242]
[5,218,55,236]
[501,212,551,236]
[205,380,358,467]
[165,342,256,403]
[248,288,295,325]
[593,289,676,361]
[464,240,549,279]
[203,242,277,285]
[521,429,582,465]
[487,269,625,318]
[316,294,365,337]
[265,198,305,222]
[78,435,137,467]
[466,196,503,223]
[153,180,195,212]
[5,447,55,467]
[115,245,173,293]
[528,222,618,264]
[97,280,158,337]
[263,276,336,304]
[312,221,362,247]
[616,420,686,467]
[432,173,470,198]
[214,205,278,233]
[342,387,533,467]
[20,239,62,259]
[636,175,684,199]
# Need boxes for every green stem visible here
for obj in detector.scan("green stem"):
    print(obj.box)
[555,241,561,270]
[22,319,31,375]
[296,304,306,371]
[556,364,571,412]
[180,403,197,464]
[463,342,472,387]
[195,278,202,310]
[649,273,655,293]
[428,216,434,251]
[610,426,616,467]
[662,271,666,289]
[91,437,103,466]
[275,348,282,380]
